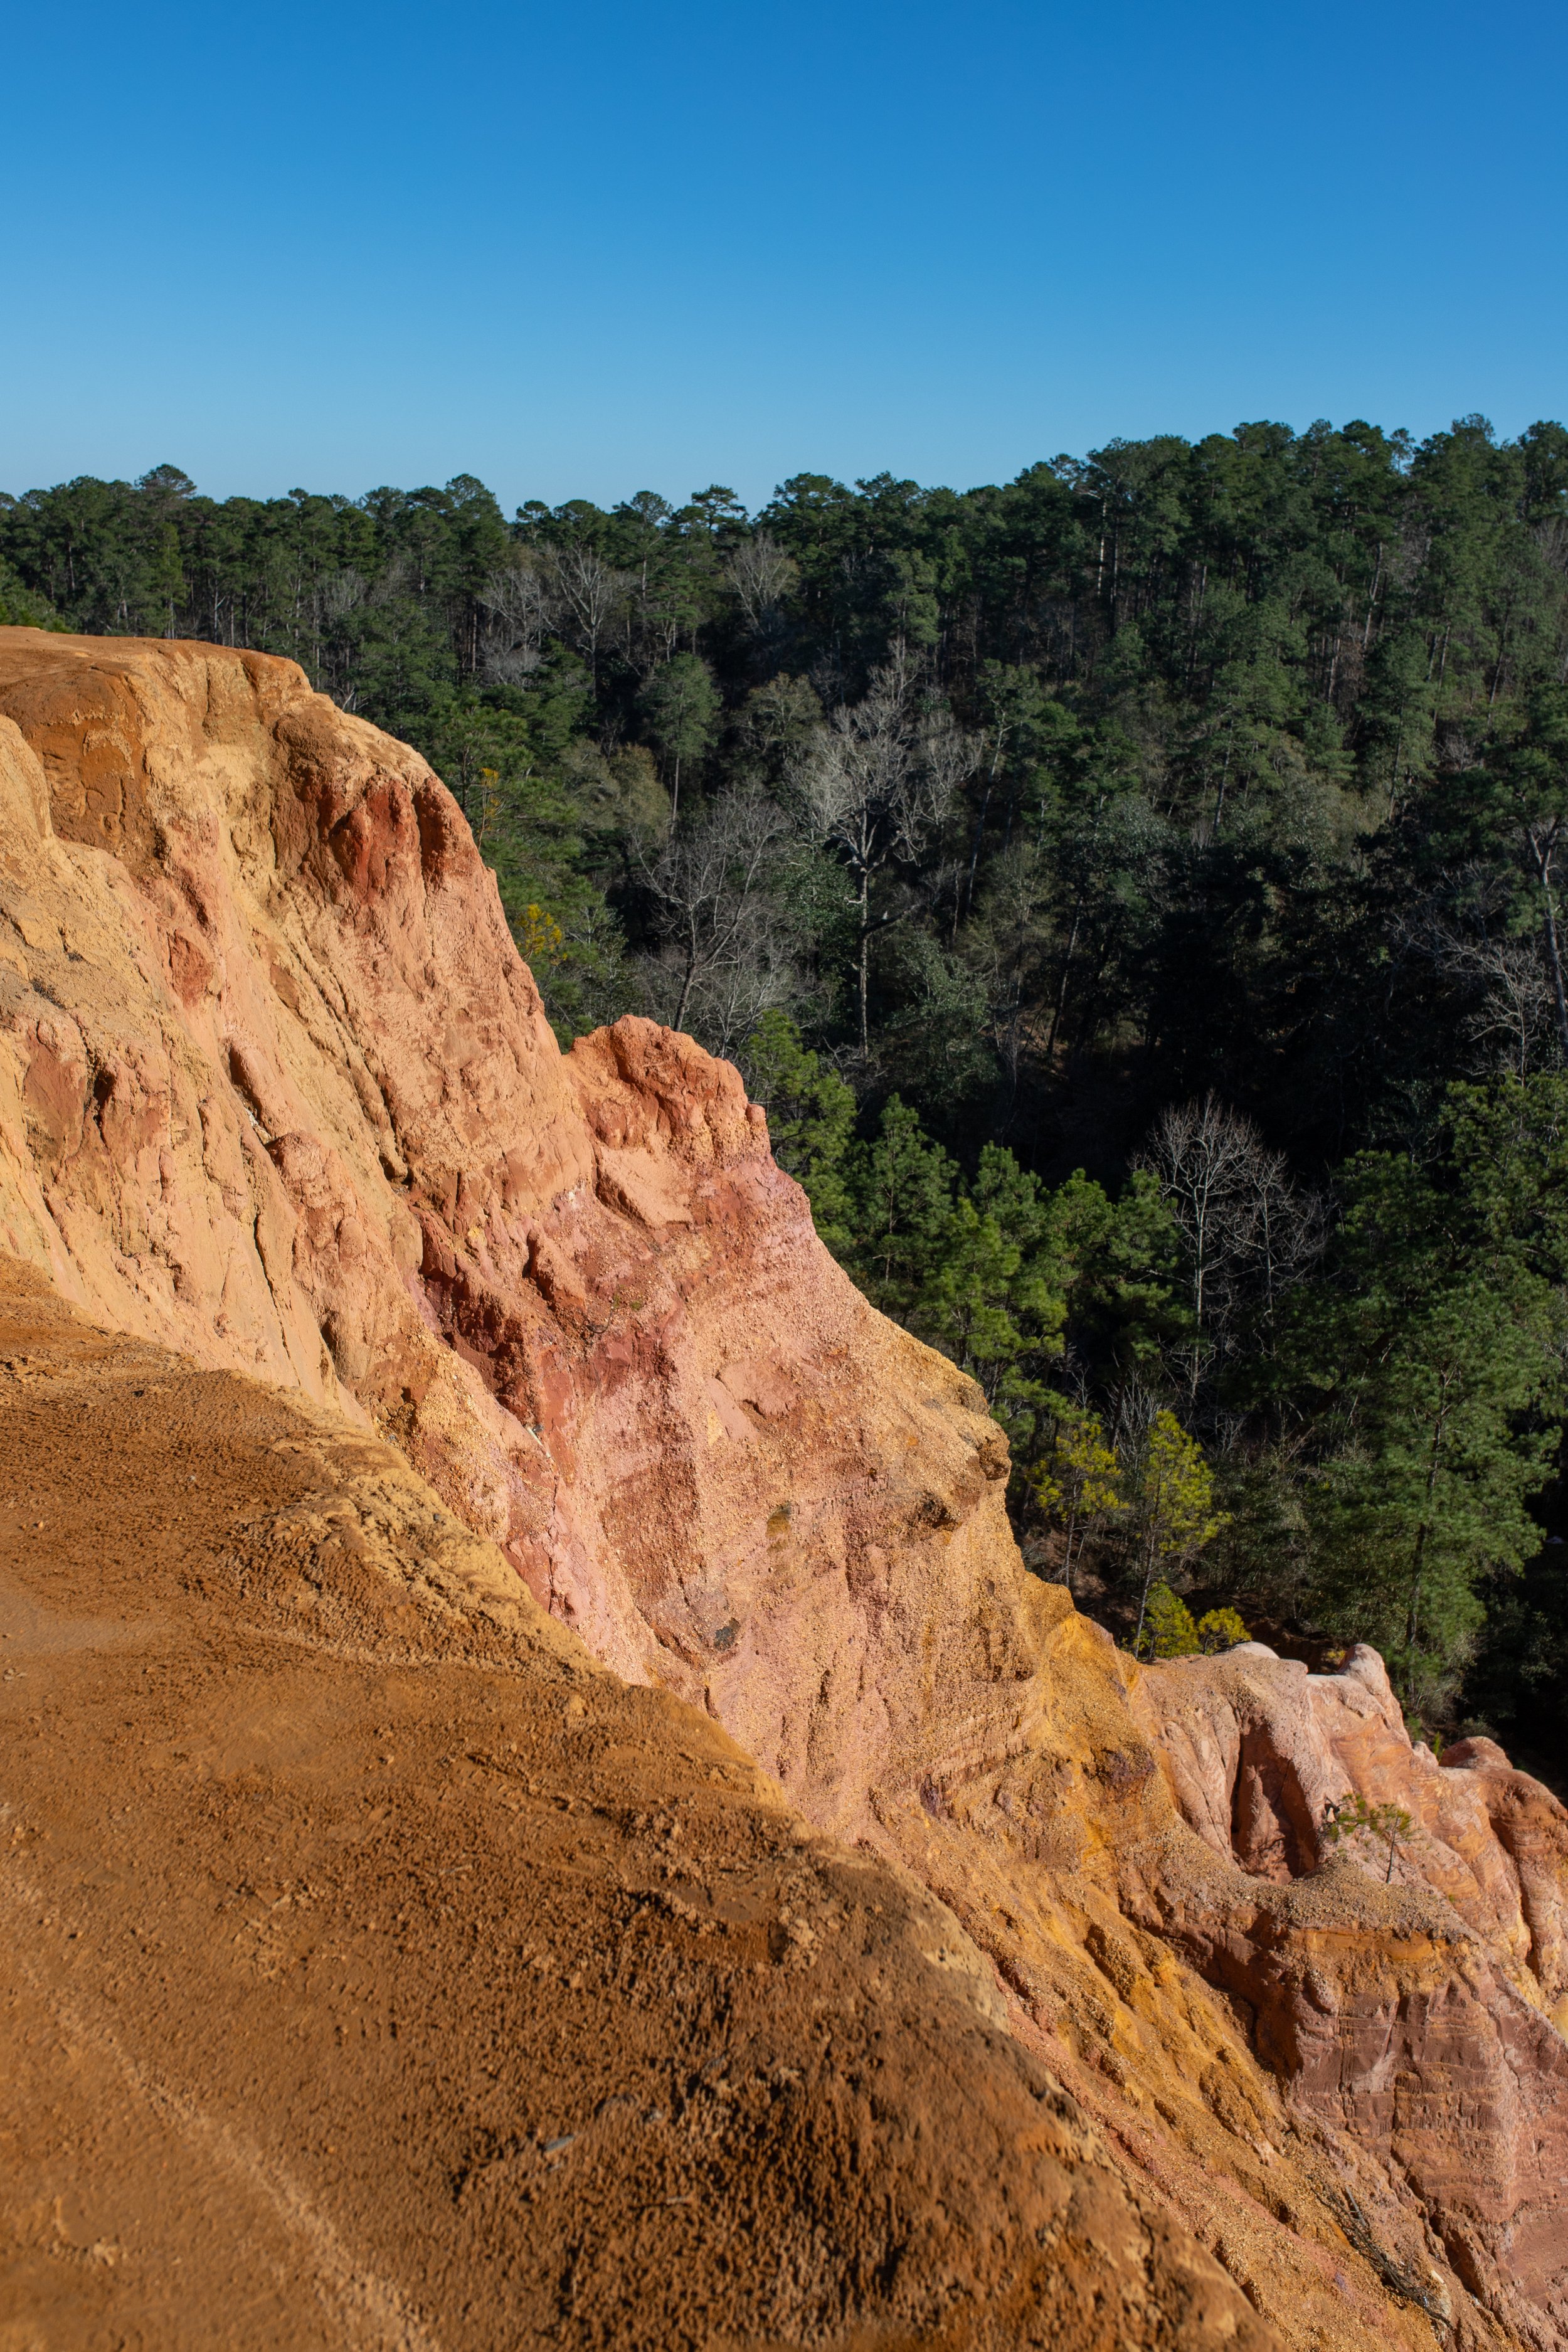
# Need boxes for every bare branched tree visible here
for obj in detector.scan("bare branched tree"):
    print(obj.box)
[726,532,798,638]
[793,647,977,1054]
[1397,894,1559,1078]
[677,930,799,1061]
[1137,1094,1322,1404]
[637,787,793,1043]
[320,569,366,623]
[477,562,554,684]
[480,547,637,686]
[918,705,982,812]
[544,546,632,684]
[1522,817,1568,1059]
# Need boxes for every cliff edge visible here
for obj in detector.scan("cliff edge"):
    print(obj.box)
[3,627,1565,2350]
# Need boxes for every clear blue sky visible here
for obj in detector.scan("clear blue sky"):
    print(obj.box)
[3,0,1564,512]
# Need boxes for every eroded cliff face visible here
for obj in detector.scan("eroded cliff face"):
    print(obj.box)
[0,1261,1277,2352]
[3,627,1566,2352]
[1131,1646,1568,2348]
[1133,1643,1568,2028]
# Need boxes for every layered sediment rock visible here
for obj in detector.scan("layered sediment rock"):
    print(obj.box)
[1133,1645,1568,2348]
[3,626,1566,2349]
[1133,1641,1568,2023]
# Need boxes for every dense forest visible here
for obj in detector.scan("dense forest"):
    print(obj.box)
[6,418,1568,1779]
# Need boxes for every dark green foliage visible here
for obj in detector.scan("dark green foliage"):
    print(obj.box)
[746,1037,1182,1487]
[638,653,719,818]
[736,1010,857,1248]
[1463,1544,1568,1789]
[11,418,1568,1739]
[0,554,65,629]
[1289,1200,1560,1716]
[1246,1079,1568,1721]
[838,1098,960,1327]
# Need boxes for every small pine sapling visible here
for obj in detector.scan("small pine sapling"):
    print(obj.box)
[1196,1605,1249,1652]
[1029,1404,1123,1594]
[1136,1581,1200,1658]
[1321,1792,1416,1883]
[1129,1411,1227,1656]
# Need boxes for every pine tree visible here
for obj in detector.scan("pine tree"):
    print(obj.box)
[1129,1412,1227,1656]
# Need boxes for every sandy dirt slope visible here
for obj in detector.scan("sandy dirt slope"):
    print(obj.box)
[0,1259,1270,2352]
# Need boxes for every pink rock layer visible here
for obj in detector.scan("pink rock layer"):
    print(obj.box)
[3,627,1565,2352]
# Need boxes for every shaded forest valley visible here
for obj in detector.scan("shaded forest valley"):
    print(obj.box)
[8,415,1568,1780]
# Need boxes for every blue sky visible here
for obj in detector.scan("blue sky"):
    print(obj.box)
[3,0,1564,511]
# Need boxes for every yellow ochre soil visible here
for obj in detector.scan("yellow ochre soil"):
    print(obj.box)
[0,1260,1269,2352]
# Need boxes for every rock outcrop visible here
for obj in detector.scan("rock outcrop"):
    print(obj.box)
[1133,1641,1568,2024]
[1133,1645,1568,2348]
[3,626,1567,2350]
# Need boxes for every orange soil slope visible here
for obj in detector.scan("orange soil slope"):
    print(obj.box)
[0,1261,1270,2352]
[2,627,1565,2349]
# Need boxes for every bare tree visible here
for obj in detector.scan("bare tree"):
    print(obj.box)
[1397,893,1559,1078]
[726,532,798,638]
[544,546,632,684]
[676,928,798,1062]
[918,704,982,815]
[1138,1094,1322,1403]
[477,561,554,685]
[1522,817,1568,1060]
[637,788,793,1041]
[793,648,976,1054]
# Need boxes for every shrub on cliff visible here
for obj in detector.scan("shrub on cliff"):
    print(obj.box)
[1133,1586,1247,1658]
[1137,1583,1201,1658]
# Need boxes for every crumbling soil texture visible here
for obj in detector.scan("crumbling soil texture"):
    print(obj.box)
[3,628,1567,2350]
[0,1264,1267,2352]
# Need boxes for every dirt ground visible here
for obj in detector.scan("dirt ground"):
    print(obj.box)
[0,1259,1269,2352]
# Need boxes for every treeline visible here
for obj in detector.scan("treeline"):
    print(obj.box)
[6,421,1568,1771]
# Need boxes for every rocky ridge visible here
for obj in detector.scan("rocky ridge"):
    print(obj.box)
[2,626,1566,2349]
